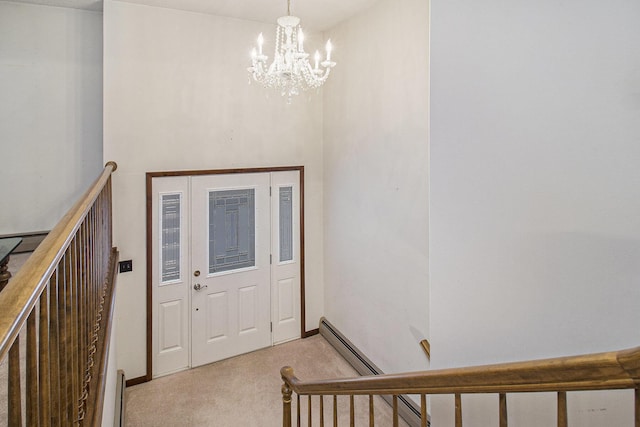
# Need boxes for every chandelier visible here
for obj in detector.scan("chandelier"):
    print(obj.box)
[248,0,336,102]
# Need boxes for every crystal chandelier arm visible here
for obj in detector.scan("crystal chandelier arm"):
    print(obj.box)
[249,59,267,83]
[268,57,278,74]
[300,60,333,88]
[320,59,337,69]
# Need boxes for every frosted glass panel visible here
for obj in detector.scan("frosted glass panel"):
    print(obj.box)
[161,193,181,283]
[209,189,255,274]
[279,186,293,262]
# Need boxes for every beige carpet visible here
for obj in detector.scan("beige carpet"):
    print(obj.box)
[126,335,409,427]
[2,254,408,426]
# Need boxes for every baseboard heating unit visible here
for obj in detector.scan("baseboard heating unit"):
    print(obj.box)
[114,370,126,427]
[319,317,429,427]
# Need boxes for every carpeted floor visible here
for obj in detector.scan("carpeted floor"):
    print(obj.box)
[2,253,408,426]
[125,335,409,427]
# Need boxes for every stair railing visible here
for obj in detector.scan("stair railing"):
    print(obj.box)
[0,161,119,426]
[282,345,640,426]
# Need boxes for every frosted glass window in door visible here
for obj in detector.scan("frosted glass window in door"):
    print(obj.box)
[209,189,256,274]
[279,186,293,262]
[161,193,181,283]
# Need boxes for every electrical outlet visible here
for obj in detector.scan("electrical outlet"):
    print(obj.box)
[119,260,133,273]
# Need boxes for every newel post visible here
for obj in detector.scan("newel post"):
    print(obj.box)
[282,383,292,427]
[281,367,294,427]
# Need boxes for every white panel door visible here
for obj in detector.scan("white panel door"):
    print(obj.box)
[271,171,301,344]
[191,173,272,367]
[152,177,190,377]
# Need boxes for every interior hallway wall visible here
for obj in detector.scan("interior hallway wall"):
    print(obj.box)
[430,0,640,424]
[0,1,103,235]
[323,0,430,375]
[103,0,324,379]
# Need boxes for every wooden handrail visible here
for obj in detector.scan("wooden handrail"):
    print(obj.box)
[0,161,117,362]
[420,339,430,361]
[281,346,640,426]
[0,161,118,426]
[282,346,640,396]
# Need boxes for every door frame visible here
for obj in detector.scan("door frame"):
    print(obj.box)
[139,166,310,385]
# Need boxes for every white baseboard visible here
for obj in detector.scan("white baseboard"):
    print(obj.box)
[115,370,126,427]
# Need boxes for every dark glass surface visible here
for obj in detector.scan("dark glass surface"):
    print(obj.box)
[0,237,22,264]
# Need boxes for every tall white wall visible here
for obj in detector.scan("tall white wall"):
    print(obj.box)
[430,0,640,424]
[0,1,103,235]
[103,0,324,379]
[323,0,430,375]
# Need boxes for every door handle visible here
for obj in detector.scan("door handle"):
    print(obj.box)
[193,283,208,291]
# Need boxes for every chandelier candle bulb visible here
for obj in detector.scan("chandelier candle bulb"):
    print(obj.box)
[298,29,304,51]
[326,40,333,61]
[258,33,264,55]
[314,50,320,71]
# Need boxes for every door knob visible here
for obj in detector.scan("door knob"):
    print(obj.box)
[194,270,200,277]
[193,283,208,291]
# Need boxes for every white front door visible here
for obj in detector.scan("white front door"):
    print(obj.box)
[191,173,271,367]
[151,170,302,377]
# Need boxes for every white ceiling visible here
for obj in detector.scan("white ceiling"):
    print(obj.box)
[6,0,379,31]
[6,0,102,11]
